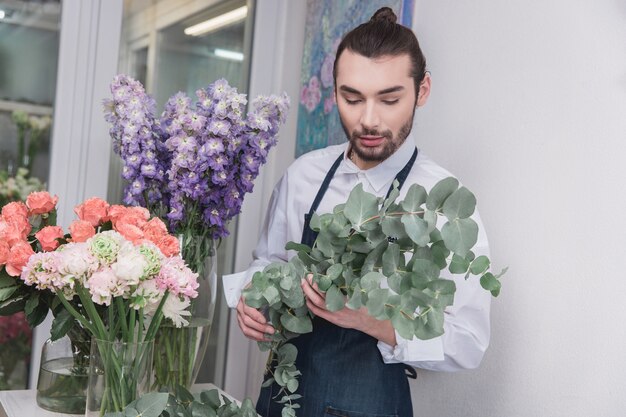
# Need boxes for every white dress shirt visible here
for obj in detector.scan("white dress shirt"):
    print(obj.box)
[223,134,491,372]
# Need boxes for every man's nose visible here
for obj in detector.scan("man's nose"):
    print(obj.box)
[360,102,380,130]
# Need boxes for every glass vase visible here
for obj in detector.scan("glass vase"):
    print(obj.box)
[36,335,89,414]
[85,338,154,417]
[153,234,217,391]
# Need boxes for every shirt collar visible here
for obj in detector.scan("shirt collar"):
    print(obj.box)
[342,132,417,193]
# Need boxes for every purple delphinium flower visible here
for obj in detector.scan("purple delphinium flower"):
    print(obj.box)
[105,75,290,238]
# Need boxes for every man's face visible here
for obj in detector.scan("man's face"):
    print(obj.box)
[335,50,428,169]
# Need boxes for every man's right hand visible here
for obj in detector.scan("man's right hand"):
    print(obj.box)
[236,296,275,342]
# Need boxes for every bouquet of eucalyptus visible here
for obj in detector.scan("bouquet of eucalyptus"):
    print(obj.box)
[242,178,505,416]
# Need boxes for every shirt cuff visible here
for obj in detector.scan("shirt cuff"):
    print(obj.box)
[222,270,250,309]
[377,330,444,364]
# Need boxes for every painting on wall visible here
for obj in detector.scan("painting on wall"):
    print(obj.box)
[295,0,415,157]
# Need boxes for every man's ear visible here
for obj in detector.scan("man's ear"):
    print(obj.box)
[416,72,431,107]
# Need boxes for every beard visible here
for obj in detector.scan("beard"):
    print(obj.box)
[341,111,415,163]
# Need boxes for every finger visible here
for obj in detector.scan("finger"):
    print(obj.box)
[237,313,271,342]
[241,310,275,335]
[241,303,268,324]
[302,278,326,308]
[306,298,330,321]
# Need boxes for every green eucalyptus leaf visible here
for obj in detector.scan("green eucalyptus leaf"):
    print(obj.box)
[381,182,400,213]
[285,242,311,253]
[190,402,216,417]
[346,283,363,310]
[327,263,343,280]
[263,286,281,306]
[325,285,345,312]
[449,253,470,274]
[469,255,490,275]
[360,271,383,291]
[135,392,170,417]
[480,272,502,296]
[423,210,438,233]
[401,184,427,212]
[278,343,298,364]
[309,213,321,231]
[441,218,479,257]
[382,244,400,276]
[381,215,406,240]
[411,259,440,281]
[442,186,476,220]
[391,310,415,340]
[414,308,445,340]
[344,183,379,230]
[280,312,312,334]
[200,390,221,409]
[123,407,140,417]
[426,177,459,211]
[316,274,332,292]
[388,272,410,295]
[287,378,299,393]
[361,240,387,274]
[366,288,389,319]
[401,214,430,247]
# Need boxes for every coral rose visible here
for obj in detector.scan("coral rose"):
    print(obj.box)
[69,220,96,243]
[0,240,9,265]
[74,197,109,227]
[142,217,168,244]
[26,191,59,215]
[1,201,28,222]
[116,222,145,245]
[2,218,31,246]
[6,241,35,276]
[35,226,65,251]
[157,234,180,257]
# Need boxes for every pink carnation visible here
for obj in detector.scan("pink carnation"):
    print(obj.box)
[1,201,28,221]
[6,241,35,277]
[35,226,65,251]
[26,191,59,215]
[156,256,199,299]
[69,219,96,243]
[74,197,109,227]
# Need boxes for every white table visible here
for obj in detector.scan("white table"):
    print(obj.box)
[0,383,238,417]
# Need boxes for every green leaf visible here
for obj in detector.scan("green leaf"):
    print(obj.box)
[287,378,299,393]
[175,384,195,404]
[343,183,379,230]
[263,286,281,306]
[381,181,400,213]
[391,310,415,340]
[50,308,75,341]
[401,184,427,212]
[309,213,321,231]
[442,186,476,220]
[190,401,215,417]
[278,343,298,364]
[361,240,387,274]
[26,300,48,327]
[449,253,470,274]
[0,273,16,288]
[401,214,430,247]
[123,407,140,417]
[0,284,18,303]
[135,392,170,417]
[441,218,479,257]
[25,291,40,315]
[285,242,311,253]
[325,285,345,311]
[366,288,389,319]
[326,263,343,280]
[414,308,445,340]
[200,390,222,409]
[469,255,491,275]
[360,271,383,291]
[480,272,502,297]
[381,215,406,240]
[346,283,363,310]
[280,312,312,334]
[388,272,410,295]
[411,259,440,281]
[316,274,332,292]
[382,244,400,276]
[426,177,459,211]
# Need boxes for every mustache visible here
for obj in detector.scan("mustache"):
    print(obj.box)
[351,128,392,140]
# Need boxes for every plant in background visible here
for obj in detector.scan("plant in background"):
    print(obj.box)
[0,312,32,390]
[11,110,52,173]
[242,178,505,416]
[103,75,290,391]
[0,167,45,206]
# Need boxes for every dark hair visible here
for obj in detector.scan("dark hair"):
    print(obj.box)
[333,7,427,98]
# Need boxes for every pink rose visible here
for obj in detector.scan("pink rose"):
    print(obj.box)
[26,191,59,215]
[116,222,144,245]
[2,201,28,222]
[142,217,168,244]
[6,241,35,277]
[0,240,9,266]
[35,226,65,251]
[156,234,180,257]
[74,197,110,227]
[69,220,96,243]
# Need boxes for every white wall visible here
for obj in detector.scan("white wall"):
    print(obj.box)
[227,0,626,415]
[409,1,626,416]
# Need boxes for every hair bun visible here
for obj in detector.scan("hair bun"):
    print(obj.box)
[371,7,397,24]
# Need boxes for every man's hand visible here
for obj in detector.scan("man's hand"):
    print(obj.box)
[301,275,397,346]
[236,297,275,342]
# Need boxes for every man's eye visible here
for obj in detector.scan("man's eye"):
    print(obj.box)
[345,98,362,105]
[382,99,399,105]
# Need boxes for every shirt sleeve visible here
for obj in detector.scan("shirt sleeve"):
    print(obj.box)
[377,211,492,372]
[222,173,290,309]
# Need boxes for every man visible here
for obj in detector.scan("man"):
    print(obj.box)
[224,7,491,417]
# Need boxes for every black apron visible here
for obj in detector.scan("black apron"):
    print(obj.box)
[256,148,418,417]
